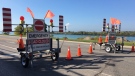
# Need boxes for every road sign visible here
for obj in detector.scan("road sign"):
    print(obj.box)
[27,32,50,52]
[2,8,12,32]
[108,32,116,44]
[28,32,49,39]
[33,19,44,32]
[59,15,63,32]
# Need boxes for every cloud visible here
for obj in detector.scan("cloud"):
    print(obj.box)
[66,23,70,26]
[65,23,70,30]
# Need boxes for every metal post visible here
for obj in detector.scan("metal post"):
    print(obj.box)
[93,43,95,50]
[50,38,52,51]
[26,24,28,54]
[113,44,116,54]
[122,37,124,51]
[56,38,60,52]
[30,43,33,68]
[100,44,101,50]
[48,26,50,32]
[56,38,59,49]
[65,26,67,40]
[52,26,53,32]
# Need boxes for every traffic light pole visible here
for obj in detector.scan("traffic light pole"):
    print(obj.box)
[65,26,67,40]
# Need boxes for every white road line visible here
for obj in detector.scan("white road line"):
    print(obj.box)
[0,47,20,58]
[0,53,19,57]
[0,44,16,50]
[7,41,14,43]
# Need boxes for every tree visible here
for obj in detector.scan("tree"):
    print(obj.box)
[14,25,23,35]
[3,32,9,35]
[14,25,34,36]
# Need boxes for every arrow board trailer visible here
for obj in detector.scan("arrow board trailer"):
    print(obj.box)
[103,32,121,53]
[18,32,61,68]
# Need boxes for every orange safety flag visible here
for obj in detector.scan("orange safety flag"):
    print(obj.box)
[116,19,121,25]
[44,10,55,19]
[27,7,34,18]
[110,18,117,25]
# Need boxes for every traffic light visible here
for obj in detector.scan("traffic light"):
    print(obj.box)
[112,25,115,32]
[102,18,106,32]
[115,25,118,30]
[19,16,25,34]
[106,23,109,32]
[50,19,53,26]
[20,16,25,24]
[119,23,121,33]
[106,23,109,29]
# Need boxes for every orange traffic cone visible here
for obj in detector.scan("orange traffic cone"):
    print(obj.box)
[105,35,108,43]
[18,34,24,49]
[88,45,93,54]
[77,44,82,57]
[98,35,102,44]
[65,47,73,60]
[131,43,134,52]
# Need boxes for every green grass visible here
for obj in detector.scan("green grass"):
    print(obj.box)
[54,37,135,46]
[117,41,134,46]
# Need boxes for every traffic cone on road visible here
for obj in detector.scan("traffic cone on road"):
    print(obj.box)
[98,35,102,44]
[18,34,24,49]
[65,47,73,60]
[88,44,93,54]
[77,44,82,57]
[105,35,108,43]
[131,43,135,52]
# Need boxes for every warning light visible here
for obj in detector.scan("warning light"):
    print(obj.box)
[102,18,106,32]
[112,25,115,32]
[106,23,109,29]
[20,16,24,21]
[20,16,25,24]
[50,19,53,26]
[119,23,121,33]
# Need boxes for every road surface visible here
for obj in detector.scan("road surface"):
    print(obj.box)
[0,35,135,76]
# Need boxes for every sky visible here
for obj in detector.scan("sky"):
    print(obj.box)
[0,0,135,32]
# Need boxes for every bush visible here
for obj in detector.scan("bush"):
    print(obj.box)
[3,32,9,35]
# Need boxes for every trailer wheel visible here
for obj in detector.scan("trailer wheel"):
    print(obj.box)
[51,52,59,61]
[21,54,29,68]
[116,46,121,51]
[105,46,112,53]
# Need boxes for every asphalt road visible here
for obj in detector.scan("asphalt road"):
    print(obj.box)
[0,35,135,76]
